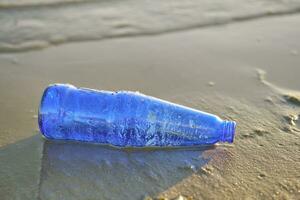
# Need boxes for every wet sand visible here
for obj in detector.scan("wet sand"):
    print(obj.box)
[0,14,300,199]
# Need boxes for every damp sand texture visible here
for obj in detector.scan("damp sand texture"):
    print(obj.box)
[0,7,300,200]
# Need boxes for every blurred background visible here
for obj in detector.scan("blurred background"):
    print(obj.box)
[0,0,300,199]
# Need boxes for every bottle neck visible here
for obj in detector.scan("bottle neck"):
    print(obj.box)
[220,121,236,143]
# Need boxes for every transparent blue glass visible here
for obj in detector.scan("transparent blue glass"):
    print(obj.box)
[38,84,236,147]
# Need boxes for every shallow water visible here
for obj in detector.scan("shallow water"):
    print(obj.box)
[0,135,213,200]
[1,0,300,52]
[40,141,212,200]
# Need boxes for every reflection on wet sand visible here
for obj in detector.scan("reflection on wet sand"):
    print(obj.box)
[39,140,213,199]
[0,135,43,200]
[0,134,216,200]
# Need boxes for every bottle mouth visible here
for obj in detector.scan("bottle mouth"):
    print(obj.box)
[221,121,236,143]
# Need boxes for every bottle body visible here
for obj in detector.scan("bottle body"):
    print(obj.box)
[38,84,236,147]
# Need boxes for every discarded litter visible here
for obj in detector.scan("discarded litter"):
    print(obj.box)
[38,84,236,147]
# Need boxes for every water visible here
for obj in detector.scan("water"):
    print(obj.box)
[1,0,300,52]
[0,135,212,200]
[40,140,211,200]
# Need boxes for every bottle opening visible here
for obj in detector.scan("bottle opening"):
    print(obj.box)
[221,121,236,143]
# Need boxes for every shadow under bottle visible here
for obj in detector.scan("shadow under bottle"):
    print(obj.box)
[38,140,214,200]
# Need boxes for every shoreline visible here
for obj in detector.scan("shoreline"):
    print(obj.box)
[0,13,299,200]
[1,8,300,53]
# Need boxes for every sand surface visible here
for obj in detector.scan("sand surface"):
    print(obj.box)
[0,14,300,200]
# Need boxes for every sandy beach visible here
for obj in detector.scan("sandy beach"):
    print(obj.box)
[0,12,300,200]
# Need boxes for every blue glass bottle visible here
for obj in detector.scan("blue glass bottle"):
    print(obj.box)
[38,84,236,147]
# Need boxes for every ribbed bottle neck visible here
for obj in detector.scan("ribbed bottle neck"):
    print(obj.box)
[221,120,236,143]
